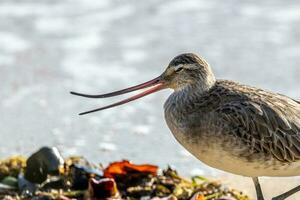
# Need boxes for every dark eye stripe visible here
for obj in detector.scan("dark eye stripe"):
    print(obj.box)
[175,67,184,72]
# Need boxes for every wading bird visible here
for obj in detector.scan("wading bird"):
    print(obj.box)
[71,53,300,200]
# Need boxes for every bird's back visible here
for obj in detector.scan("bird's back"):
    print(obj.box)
[164,80,300,176]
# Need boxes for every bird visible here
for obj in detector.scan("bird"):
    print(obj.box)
[71,53,300,200]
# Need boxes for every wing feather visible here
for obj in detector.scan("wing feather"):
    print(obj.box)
[217,99,300,162]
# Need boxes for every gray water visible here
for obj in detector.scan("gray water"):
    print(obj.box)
[0,0,299,177]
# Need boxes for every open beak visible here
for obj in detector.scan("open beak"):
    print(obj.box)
[70,76,165,115]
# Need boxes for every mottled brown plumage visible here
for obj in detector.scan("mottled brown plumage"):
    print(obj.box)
[166,79,300,162]
[71,53,300,200]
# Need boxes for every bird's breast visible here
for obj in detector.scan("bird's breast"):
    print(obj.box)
[164,105,235,173]
[164,95,220,153]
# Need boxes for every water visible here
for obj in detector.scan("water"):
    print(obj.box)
[0,0,299,177]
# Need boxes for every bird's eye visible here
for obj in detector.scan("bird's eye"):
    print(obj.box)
[175,66,184,73]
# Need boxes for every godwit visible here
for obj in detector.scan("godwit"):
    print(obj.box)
[71,53,300,200]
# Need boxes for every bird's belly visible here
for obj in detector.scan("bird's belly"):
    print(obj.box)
[170,127,300,177]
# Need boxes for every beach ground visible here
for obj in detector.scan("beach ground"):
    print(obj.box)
[221,175,300,200]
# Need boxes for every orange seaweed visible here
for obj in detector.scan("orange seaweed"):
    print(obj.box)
[104,160,158,178]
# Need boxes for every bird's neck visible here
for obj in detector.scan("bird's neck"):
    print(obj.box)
[164,82,213,130]
[167,79,215,113]
[165,72,216,116]
[174,83,211,103]
[175,76,216,95]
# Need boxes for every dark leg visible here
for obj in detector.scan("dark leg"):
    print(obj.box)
[252,177,265,200]
[272,185,300,200]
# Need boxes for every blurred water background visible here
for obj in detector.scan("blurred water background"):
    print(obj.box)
[0,0,299,180]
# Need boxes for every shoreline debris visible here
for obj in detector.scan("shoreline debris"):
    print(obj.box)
[0,146,249,200]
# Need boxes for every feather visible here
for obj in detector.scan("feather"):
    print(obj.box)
[214,81,300,162]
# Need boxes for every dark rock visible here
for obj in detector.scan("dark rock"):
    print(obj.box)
[24,147,64,184]
[70,164,103,190]
[18,173,38,195]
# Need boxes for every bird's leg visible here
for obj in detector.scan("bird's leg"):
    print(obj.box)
[252,177,265,200]
[272,185,300,200]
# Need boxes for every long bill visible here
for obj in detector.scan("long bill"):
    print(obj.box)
[70,76,165,115]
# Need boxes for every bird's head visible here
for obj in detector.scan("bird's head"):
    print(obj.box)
[162,53,215,91]
[71,53,215,115]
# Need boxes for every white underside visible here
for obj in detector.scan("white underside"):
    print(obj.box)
[173,131,300,177]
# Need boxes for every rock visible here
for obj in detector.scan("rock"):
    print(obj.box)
[24,147,64,184]
[70,164,103,190]
[1,176,18,188]
[18,173,38,195]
